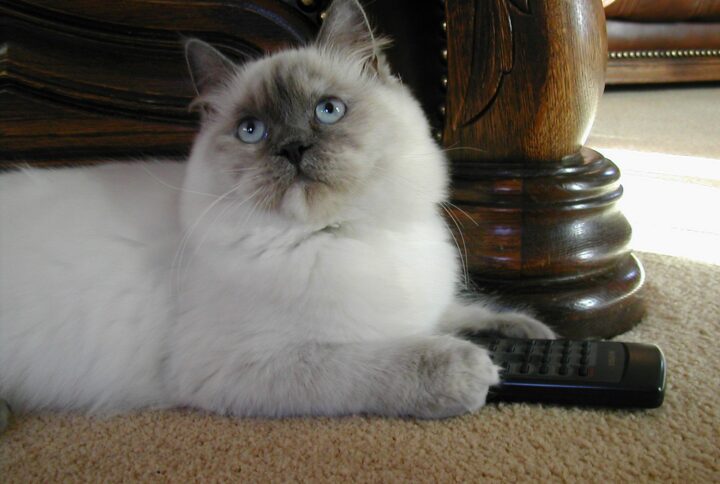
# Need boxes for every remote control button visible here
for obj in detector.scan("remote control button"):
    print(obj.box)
[539,365,549,374]
[520,363,530,374]
[559,366,569,376]
[578,367,589,377]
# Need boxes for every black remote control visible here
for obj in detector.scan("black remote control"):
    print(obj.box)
[464,335,666,408]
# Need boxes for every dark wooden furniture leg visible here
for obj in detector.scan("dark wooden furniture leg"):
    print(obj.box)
[442,0,645,338]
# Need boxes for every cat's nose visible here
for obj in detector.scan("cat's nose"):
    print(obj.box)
[277,142,312,166]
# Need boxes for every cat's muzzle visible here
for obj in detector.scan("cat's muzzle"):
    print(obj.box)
[277,141,313,167]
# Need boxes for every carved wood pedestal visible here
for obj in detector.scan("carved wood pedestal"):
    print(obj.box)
[443,0,645,338]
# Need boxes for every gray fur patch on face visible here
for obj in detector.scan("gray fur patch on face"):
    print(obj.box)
[202,49,386,220]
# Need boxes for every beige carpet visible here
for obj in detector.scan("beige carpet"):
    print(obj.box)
[2,253,719,482]
[2,87,720,482]
[589,85,720,159]
[587,86,720,266]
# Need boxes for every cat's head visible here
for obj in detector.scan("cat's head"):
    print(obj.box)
[181,0,447,230]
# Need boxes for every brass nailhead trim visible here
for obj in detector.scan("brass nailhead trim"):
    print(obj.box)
[438,5,448,144]
[610,49,720,59]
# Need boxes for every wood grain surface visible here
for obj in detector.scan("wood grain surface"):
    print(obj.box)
[443,0,645,338]
[0,0,321,164]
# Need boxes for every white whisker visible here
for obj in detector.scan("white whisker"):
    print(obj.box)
[172,183,262,295]
[444,201,479,227]
[140,164,217,198]
[180,186,264,286]
[441,204,470,288]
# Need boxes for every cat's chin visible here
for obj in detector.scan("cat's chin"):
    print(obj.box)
[279,179,327,223]
[276,175,351,227]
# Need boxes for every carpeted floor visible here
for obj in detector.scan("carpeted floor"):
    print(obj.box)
[589,85,720,159]
[2,87,719,482]
[2,252,718,482]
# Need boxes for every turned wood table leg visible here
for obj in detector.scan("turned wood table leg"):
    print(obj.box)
[442,0,645,338]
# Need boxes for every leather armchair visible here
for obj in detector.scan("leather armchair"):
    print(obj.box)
[604,0,720,83]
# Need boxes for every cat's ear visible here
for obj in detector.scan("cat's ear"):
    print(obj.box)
[315,0,391,77]
[184,38,236,97]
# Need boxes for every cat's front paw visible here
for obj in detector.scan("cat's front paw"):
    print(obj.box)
[443,303,556,340]
[411,336,500,419]
[487,312,556,340]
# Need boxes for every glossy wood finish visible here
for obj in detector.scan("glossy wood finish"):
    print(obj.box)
[0,0,323,164]
[444,0,607,162]
[443,0,645,338]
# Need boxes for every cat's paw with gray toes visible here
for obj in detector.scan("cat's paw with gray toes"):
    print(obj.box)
[442,303,556,341]
[412,336,500,419]
[487,312,556,340]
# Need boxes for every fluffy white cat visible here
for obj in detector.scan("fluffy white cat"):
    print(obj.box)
[0,0,553,419]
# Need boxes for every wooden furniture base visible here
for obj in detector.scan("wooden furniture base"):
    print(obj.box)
[448,148,645,338]
[443,0,646,337]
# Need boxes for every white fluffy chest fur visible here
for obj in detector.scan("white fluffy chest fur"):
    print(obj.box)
[176,215,457,344]
[0,161,457,413]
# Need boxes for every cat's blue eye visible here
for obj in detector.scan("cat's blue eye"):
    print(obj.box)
[315,98,346,124]
[236,117,267,144]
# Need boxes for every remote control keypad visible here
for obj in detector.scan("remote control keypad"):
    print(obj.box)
[465,335,664,408]
[490,339,597,378]
[470,338,604,378]
[465,336,627,383]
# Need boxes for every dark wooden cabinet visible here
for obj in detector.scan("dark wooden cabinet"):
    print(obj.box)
[0,0,645,338]
[0,0,321,162]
